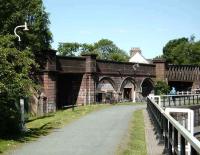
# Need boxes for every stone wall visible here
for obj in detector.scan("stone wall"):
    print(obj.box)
[153,59,167,82]
[41,51,156,111]
[97,75,154,102]
[76,74,96,105]
[96,60,155,76]
[42,50,57,112]
[35,51,200,114]
[43,72,56,112]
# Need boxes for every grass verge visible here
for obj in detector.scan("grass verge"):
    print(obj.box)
[114,102,145,106]
[0,104,110,154]
[117,109,147,155]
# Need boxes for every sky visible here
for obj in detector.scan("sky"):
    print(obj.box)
[43,0,200,59]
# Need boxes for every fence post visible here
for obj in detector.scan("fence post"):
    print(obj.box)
[163,117,169,154]
[174,127,178,154]
[169,122,173,154]
[180,135,185,155]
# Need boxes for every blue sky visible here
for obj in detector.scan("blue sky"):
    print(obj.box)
[43,0,200,59]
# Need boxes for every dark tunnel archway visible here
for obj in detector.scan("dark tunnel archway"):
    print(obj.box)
[141,78,154,97]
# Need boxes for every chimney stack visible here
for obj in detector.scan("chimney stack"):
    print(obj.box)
[130,47,141,57]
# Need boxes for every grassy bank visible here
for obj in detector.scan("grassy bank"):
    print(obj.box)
[0,104,110,154]
[117,110,147,155]
[116,102,145,106]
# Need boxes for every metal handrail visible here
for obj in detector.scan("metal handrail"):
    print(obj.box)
[147,97,200,154]
[151,94,200,108]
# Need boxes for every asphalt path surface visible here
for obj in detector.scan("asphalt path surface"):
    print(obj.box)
[9,105,145,155]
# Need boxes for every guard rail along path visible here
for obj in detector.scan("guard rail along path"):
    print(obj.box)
[147,94,200,155]
[151,94,200,108]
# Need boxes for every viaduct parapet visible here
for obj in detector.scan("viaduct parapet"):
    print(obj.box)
[41,50,155,111]
[40,51,200,112]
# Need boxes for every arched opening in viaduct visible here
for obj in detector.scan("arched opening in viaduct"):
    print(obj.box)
[141,78,154,97]
[96,77,116,103]
[57,73,84,108]
[120,77,136,102]
[168,81,193,91]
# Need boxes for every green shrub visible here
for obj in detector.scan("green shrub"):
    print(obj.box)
[155,81,170,95]
[0,97,21,137]
[0,35,36,137]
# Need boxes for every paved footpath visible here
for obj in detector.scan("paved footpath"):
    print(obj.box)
[144,110,164,155]
[9,105,145,155]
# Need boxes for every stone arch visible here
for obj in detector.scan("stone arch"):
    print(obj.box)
[140,78,154,97]
[98,77,117,91]
[96,77,117,103]
[119,77,136,102]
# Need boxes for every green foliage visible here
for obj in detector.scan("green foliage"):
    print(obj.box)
[93,39,116,59]
[155,81,170,95]
[0,35,36,98]
[0,35,36,136]
[163,36,200,65]
[108,51,129,62]
[81,43,101,58]
[153,55,164,59]
[0,0,52,53]
[58,42,81,56]
[92,39,129,61]
[0,99,21,136]
[58,39,129,62]
[0,0,51,136]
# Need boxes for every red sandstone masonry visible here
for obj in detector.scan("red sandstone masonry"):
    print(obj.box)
[153,59,167,82]
[41,51,156,112]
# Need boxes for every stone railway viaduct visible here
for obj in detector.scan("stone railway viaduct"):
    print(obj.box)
[40,50,200,111]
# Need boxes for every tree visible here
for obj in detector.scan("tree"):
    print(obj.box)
[93,39,115,59]
[162,36,200,65]
[0,0,52,53]
[58,39,129,62]
[108,50,129,62]
[188,41,200,64]
[0,35,36,135]
[80,43,102,58]
[58,42,81,56]
[0,35,35,97]
[0,0,51,135]
[163,37,189,64]
[85,39,129,61]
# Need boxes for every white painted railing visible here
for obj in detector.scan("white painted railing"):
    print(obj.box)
[177,90,200,95]
[147,96,200,154]
[149,94,200,107]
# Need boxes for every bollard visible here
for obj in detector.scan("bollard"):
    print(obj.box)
[20,99,26,131]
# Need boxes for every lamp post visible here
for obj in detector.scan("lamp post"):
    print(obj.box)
[14,22,29,131]
[14,22,29,42]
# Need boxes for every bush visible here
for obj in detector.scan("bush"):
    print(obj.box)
[155,81,170,95]
[0,97,21,137]
[0,35,36,137]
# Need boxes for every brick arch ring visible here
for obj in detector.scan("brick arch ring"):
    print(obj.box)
[140,77,154,97]
[119,77,137,92]
[98,76,117,92]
